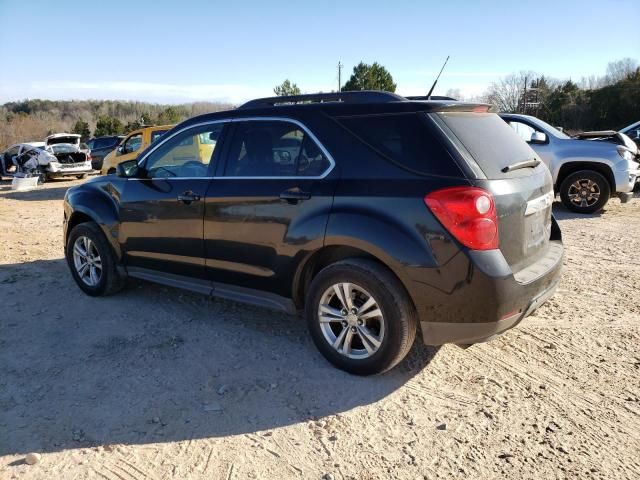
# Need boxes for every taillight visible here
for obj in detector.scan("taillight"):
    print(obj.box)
[424,186,498,250]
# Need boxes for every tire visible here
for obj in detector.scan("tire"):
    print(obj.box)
[305,258,417,375]
[65,222,125,296]
[107,168,116,175]
[76,174,88,180]
[559,170,610,214]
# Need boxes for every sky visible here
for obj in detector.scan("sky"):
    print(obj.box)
[0,0,638,104]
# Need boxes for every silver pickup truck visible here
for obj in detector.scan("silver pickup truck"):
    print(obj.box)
[501,114,639,213]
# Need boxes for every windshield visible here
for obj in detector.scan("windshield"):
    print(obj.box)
[524,116,570,139]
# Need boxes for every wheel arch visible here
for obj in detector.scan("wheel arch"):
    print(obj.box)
[555,161,615,192]
[292,244,415,312]
[65,190,121,260]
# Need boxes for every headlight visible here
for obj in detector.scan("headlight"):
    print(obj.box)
[618,147,634,161]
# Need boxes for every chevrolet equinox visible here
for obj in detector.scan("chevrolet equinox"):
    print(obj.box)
[63,91,563,375]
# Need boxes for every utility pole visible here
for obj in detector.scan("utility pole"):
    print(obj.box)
[337,61,343,92]
[522,76,528,114]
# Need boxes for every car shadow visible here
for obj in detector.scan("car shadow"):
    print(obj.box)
[0,258,439,457]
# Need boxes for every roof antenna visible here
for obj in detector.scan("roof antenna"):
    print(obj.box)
[426,55,450,99]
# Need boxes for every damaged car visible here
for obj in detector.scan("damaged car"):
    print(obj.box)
[1,135,93,183]
[501,114,639,213]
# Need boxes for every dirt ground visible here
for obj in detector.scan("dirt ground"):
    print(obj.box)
[1,178,639,480]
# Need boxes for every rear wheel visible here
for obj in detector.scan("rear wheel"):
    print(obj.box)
[66,222,125,296]
[76,173,88,179]
[559,170,610,214]
[305,259,417,375]
[107,168,116,175]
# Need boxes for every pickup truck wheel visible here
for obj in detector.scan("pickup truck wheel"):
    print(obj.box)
[107,168,116,175]
[559,170,610,214]
[305,259,417,375]
[66,222,125,296]
[76,174,88,179]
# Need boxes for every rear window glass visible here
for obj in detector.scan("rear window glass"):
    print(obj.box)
[337,113,462,177]
[435,112,537,178]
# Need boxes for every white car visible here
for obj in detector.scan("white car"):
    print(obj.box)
[1,135,93,182]
[620,120,640,148]
[501,114,639,213]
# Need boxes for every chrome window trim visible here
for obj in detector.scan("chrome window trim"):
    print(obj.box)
[133,116,335,181]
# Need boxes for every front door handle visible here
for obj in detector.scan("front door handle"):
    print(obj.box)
[177,191,201,204]
[279,187,311,203]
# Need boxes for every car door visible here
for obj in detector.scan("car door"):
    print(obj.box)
[203,118,336,298]
[118,121,229,280]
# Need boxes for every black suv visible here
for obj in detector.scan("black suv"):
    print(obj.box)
[63,92,563,375]
[85,135,125,170]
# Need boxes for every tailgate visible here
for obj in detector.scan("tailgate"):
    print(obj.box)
[432,111,555,272]
[476,169,554,273]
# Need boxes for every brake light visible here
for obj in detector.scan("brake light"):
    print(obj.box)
[424,187,498,250]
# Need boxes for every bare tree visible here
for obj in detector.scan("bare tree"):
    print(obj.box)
[484,71,538,112]
[444,88,461,100]
[604,58,638,85]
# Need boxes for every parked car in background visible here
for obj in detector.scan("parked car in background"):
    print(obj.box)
[85,135,124,170]
[620,120,640,147]
[1,140,92,182]
[100,125,172,174]
[63,92,563,375]
[501,114,639,213]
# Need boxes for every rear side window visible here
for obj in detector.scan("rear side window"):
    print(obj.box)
[434,112,537,179]
[224,121,331,177]
[337,113,462,177]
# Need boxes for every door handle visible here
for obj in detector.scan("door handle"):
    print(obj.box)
[177,191,201,204]
[279,188,311,203]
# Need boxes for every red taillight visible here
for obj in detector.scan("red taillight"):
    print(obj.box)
[424,187,499,250]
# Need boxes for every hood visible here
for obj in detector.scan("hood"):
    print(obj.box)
[573,130,638,155]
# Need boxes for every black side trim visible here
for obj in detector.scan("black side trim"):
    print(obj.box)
[126,267,297,314]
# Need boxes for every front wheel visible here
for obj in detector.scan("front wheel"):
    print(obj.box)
[559,170,610,214]
[66,222,125,296]
[305,259,417,375]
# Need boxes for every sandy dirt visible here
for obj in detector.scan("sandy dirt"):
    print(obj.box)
[1,178,639,480]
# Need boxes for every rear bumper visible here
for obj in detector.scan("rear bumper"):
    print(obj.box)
[420,277,559,345]
[410,233,564,346]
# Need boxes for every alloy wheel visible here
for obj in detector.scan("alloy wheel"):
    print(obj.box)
[317,283,385,359]
[567,179,600,208]
[72,236,102,287]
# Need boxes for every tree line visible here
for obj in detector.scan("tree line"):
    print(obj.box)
[0,100,233,149]
[2,58,636,150]
[274,58,639,132]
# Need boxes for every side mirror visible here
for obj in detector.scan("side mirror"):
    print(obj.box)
[116,159,140,178]
[117,145,125,155]
[530,131,547,144]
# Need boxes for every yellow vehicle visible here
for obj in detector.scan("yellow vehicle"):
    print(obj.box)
[100,125,174,174]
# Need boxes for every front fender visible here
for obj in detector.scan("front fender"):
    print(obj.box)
[65,184,122,260]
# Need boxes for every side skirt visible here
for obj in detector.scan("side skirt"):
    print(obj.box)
[126,267,297,315]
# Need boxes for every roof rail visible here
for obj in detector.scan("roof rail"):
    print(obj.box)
[239,90,406,109]
[405,95,458,101]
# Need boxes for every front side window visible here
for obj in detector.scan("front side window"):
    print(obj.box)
[508,121,538,142]
[224,121,330,177]
[143,123,223,178]
[122,134,142,154]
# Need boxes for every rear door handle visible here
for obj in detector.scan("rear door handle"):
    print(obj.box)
[279,188,311,203]
[177,191,201,204]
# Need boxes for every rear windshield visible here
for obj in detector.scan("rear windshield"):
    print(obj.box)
[337,113,463,177]
[434,112,537,178]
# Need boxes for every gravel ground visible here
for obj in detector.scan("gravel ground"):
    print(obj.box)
[1,179,639,480]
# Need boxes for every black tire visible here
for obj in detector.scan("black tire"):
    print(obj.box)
[559,170,610,214]
[107,168,116,175]
[76,174,88,180]
[305,258,417,375]
[65,222,125,296]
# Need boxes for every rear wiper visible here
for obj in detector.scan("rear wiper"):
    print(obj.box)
[501,159,541,173]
